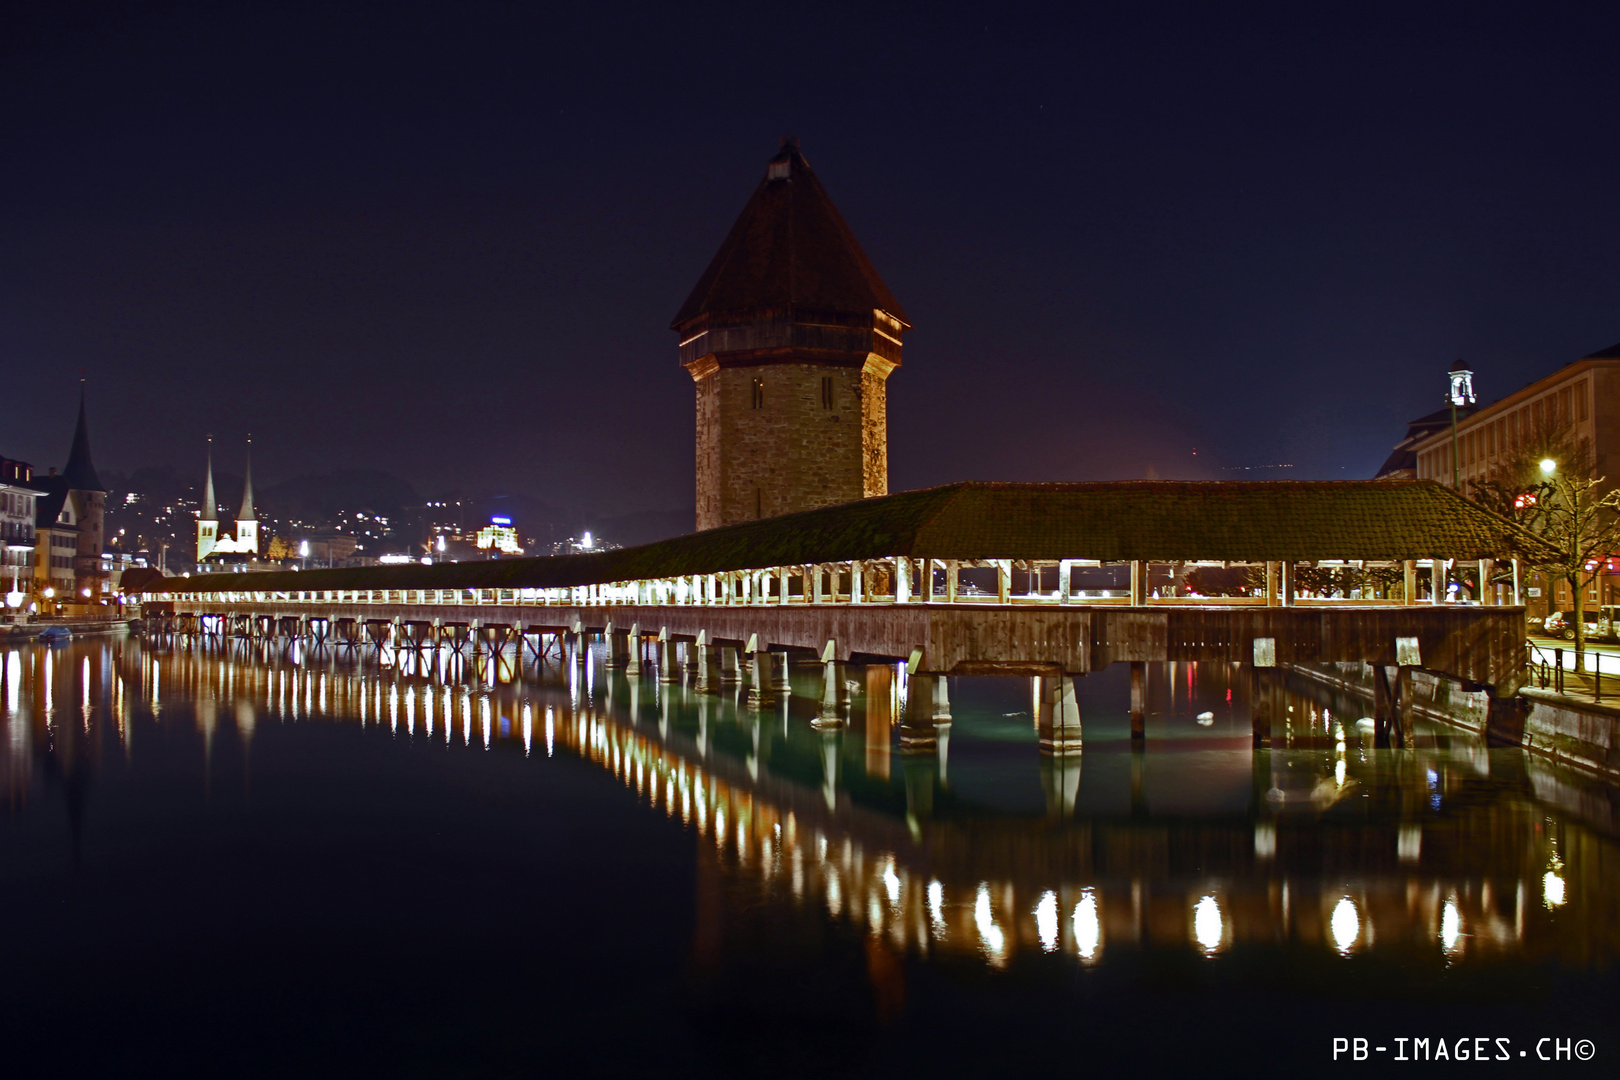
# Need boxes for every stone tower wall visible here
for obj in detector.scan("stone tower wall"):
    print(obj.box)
[694,358,891,531]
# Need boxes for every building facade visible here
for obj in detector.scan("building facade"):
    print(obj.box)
[1409,344,1620,619]
[673,140,909,531]
[0,457,42,600]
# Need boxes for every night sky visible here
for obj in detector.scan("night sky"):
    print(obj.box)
[5,2,1619,526]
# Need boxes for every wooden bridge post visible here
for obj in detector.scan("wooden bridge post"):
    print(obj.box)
[1430,559,1445,604]
[813,640,843,728]
[1040,749,1082,820]
[694,632,714,693]
[657,628,677,684]
[1403,560,1417,604]
[604,620,626,669]
[719,644,742,686]
[1250,666,1271,748]
[900,673,938,752]
[1480,558,1495,605]
[770,650,792,693]
[996,560,1012,604]
[1130,661,1146,742]
[1130,561,1147,605]
[1036,674,1083,754]
[625,622,642,677]
[1279,563,1295,608]
[946,560,959,603]
[932,675,951,724]
[745,634,773,711]
[864,664,893,780]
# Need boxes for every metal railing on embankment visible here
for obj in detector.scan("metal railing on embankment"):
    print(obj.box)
[1526,640,1620,705]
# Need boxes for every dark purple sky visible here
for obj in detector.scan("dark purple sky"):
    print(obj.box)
[4,2,1619,521]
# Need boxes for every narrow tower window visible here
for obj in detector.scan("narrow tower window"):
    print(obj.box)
[820,375,834,410]
[751,378,764,409]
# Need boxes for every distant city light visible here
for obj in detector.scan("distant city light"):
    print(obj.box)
[491,516,512,526]
[436,535,446,553]
[299,540,310,557]
[581,531,594,550]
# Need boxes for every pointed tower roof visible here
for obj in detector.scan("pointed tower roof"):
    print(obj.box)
[201,438,218,522]
[672,139,909,329]
[1583,340,1620,359]
[62,385,104,492]
[237,438,255,522]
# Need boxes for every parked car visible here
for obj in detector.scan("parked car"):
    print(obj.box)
[1541,607,1620,641]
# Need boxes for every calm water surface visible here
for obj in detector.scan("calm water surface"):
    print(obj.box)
[2,634,1616,1076]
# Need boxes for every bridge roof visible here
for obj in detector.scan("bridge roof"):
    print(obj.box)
[141,480,1553,596]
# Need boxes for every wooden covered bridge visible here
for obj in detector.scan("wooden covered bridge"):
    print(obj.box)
[137,480,1551,749]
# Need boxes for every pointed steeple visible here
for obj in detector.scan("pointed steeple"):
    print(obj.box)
[61,383,104,492]
[201,437,218,522]
[237,438,255,522]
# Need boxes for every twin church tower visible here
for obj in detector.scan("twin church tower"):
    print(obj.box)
[674,139,908,531]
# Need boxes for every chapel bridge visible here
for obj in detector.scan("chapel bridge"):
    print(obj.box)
[139,480,1550,747]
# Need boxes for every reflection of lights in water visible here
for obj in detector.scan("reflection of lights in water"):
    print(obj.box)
[479,697,491,749]
[1193,894,1224,954]
[1073,889,1101,961]
[868,894,884,933]
[521,702,532,755]
[715,808,726,850]
[1441,896,1463,954]
[975,883,1006,966]
[1544,870,1566,908]
[882,859,901,904]
[826,869,842,917]
[1330,897,1359,954]
[1335,759,1347,786]
[1035,890,1058,952]
[544,706,555,757]
[928,880,945,934]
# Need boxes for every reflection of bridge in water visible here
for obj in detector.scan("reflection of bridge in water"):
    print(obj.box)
[14,631,1607,975]
[141,481,1549,750]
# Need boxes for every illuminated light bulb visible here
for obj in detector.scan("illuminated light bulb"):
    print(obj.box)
[1073,889,1101,961]
[1035,891,1059,953]
[1540,458,1557,475]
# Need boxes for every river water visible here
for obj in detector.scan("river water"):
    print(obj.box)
[2,634,1616,1076]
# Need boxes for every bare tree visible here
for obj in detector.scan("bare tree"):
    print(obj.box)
[1470,419,1620,673]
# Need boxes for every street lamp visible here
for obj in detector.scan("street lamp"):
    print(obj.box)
[1541,458,1557,476]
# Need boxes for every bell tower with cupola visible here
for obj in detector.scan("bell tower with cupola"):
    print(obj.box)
[673,139,909,531]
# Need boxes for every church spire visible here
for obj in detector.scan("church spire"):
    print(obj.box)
[62,382,104,492]
[201,437,218,522]
[237,437,255,522]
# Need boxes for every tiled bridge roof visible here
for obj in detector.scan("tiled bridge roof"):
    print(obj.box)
[141,480,1552,596]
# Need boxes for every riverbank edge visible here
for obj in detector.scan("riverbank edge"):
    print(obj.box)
[1285,662,1620,785]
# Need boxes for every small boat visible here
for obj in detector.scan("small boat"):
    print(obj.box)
[38,626,72,644]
